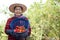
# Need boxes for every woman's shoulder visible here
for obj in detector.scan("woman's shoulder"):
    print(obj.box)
[20,16,28,20]
[7,17,15,21]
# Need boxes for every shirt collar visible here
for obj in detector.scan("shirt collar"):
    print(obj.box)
[14,14,23,18]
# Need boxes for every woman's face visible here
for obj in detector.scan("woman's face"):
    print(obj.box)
[14,6,22,15]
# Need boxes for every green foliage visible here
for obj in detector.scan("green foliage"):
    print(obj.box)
[26,0,60,40]
[54,0,60,2]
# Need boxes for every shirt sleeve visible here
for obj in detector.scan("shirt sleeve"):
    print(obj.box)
[5,18,12,35]
[25,17,31,36]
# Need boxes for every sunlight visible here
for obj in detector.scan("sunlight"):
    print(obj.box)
[0,13,10,23]
[0,0,47,23]
[42,0,47,4]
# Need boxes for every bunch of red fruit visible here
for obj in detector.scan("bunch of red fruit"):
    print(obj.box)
[14,26,26,33]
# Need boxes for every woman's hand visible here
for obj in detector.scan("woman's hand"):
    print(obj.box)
[6,29,19,38]
[5,29,14,35]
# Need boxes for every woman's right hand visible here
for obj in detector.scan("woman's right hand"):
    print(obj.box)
[5,29,14,35]
[6,29,19,38]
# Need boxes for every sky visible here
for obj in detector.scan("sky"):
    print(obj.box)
[0,0,47,24]
[0,0,40,8]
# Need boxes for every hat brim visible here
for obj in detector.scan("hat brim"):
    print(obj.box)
[9,3,27,13]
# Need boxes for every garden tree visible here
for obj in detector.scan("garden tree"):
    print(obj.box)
[25,0,60,40]
[0,26,6,40]
[54,0,60,2]
[0,26,2,39]
[43,0,60,39]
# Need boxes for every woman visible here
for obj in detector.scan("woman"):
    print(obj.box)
[5,3,31,40]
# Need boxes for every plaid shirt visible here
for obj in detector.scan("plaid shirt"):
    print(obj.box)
[5,15,31,40]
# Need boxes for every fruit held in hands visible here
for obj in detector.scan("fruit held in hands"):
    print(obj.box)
[14,26,26,33]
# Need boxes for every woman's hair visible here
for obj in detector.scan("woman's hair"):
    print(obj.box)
[14,6,23,11]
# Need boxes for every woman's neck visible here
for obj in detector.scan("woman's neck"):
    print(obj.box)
[14,14,23,17]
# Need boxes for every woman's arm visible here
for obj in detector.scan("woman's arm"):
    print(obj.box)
[25,17,31,36]
[5,18,13,35]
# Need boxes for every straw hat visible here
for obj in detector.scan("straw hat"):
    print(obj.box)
[9,3,27,13]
